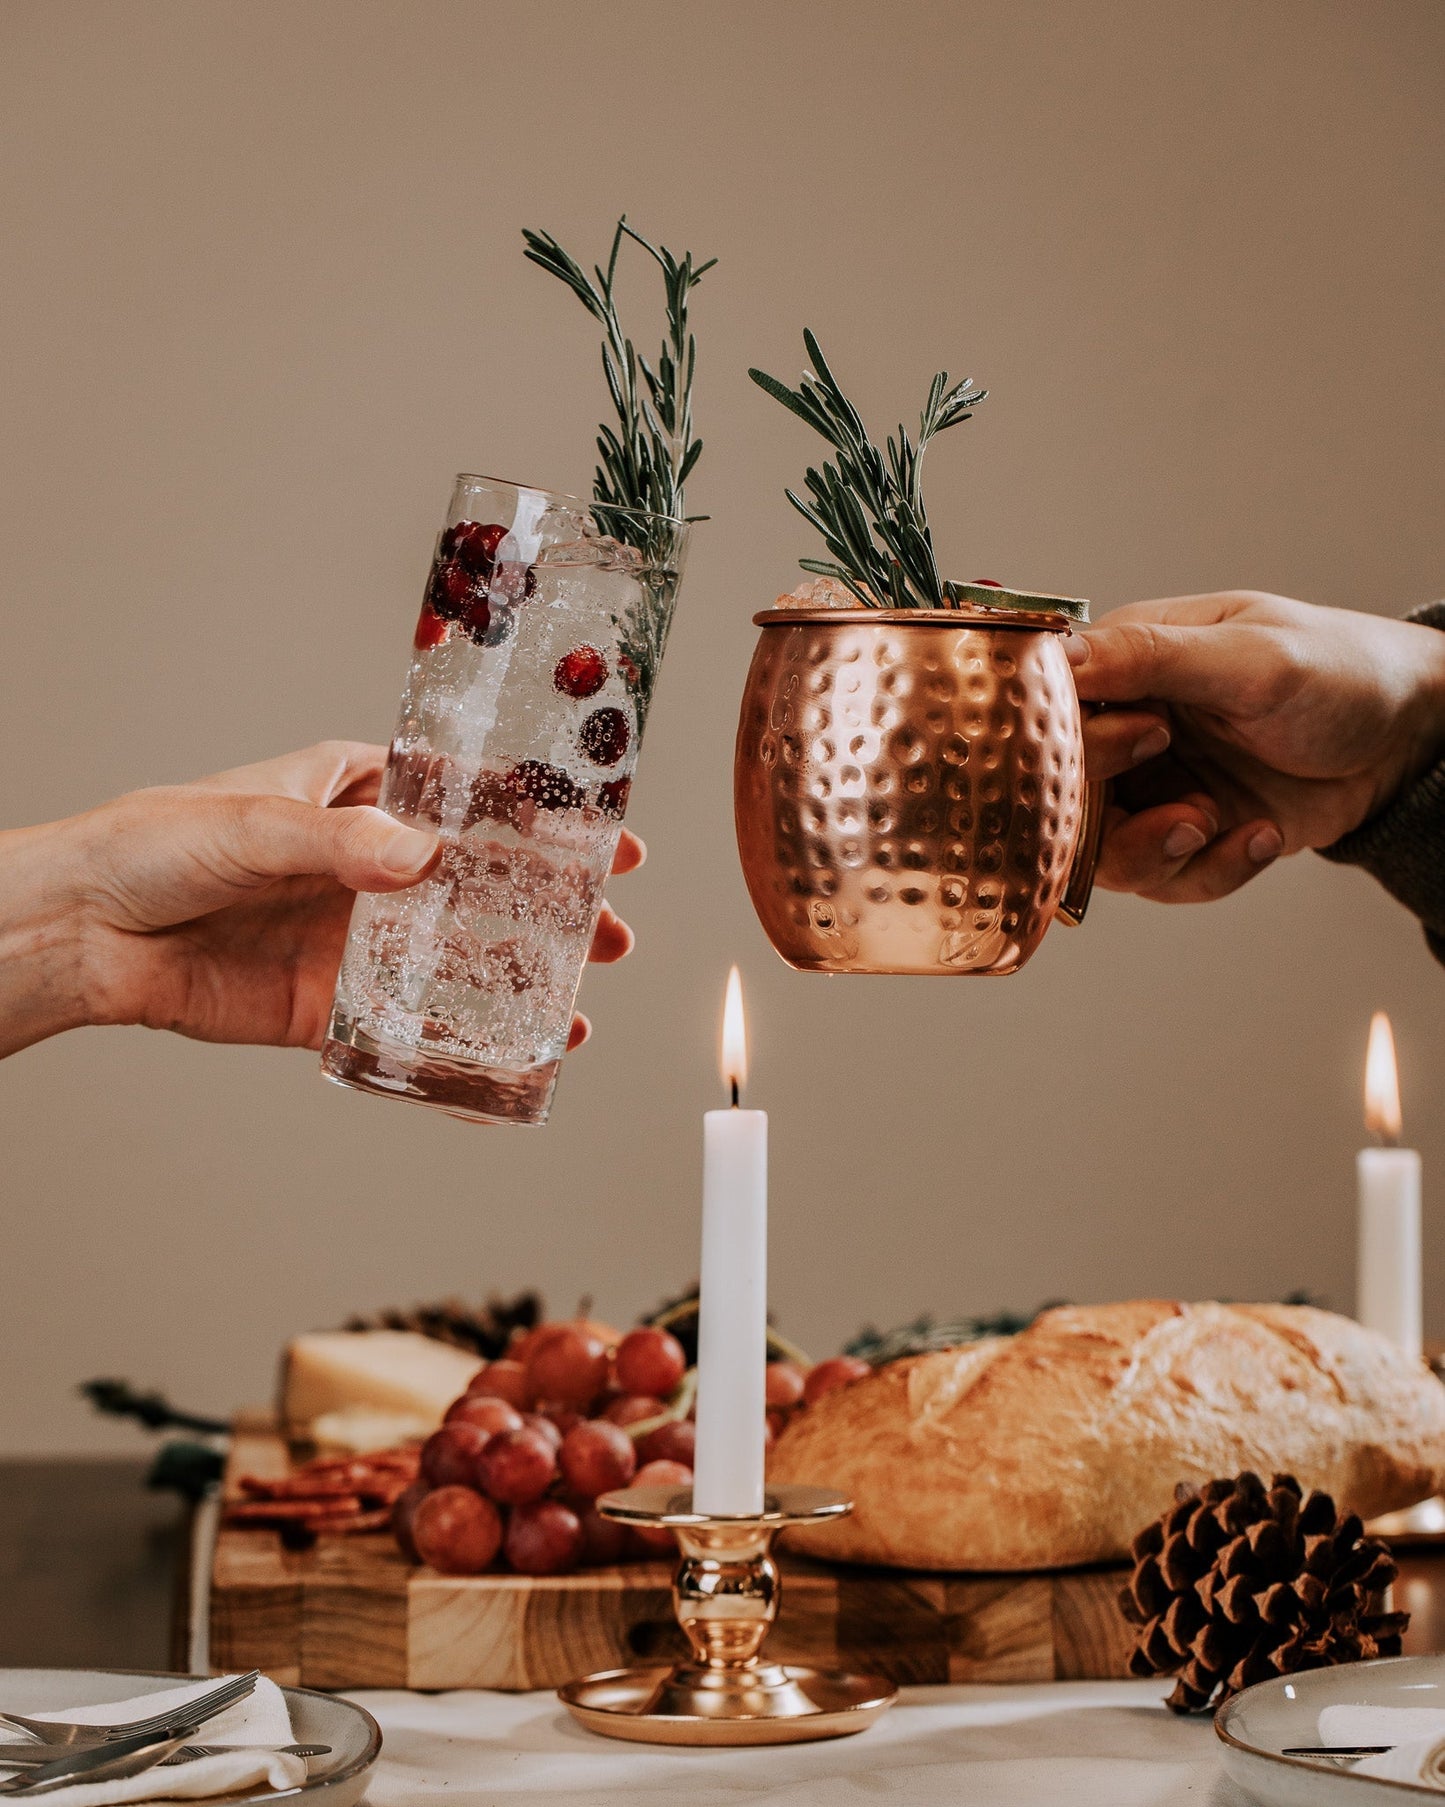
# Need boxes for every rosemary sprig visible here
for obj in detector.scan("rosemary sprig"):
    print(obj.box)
[524,217,714,712]
[749,331,987,609]
[522,217,714,538]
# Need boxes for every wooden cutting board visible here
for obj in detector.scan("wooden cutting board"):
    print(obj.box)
[209,1419,1140,1689]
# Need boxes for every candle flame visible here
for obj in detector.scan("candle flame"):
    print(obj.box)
[1365,1011,1402,1144]
[721,966,747,1099]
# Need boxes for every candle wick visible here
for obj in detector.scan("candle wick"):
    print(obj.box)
[730,1078,740,1109]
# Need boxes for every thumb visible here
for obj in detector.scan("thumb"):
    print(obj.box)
[1067,618,1263,714]
[211,797,440,893]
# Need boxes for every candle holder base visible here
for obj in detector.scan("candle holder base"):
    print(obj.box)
[556,1483,897,1747]
[1368,1494,1445,1546]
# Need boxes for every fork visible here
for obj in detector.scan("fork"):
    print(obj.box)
[0,1672,259,1749]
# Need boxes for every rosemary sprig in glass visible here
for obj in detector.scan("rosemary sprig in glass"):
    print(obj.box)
[522,217,714,541]
[749,330,988,609]
[523,216,714,708]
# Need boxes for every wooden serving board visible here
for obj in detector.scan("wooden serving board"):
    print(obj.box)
[209,1419,1140,1689]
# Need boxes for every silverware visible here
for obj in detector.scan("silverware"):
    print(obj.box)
[0,1742,329,1768]
[0,1673,259,1749]
[162,1743,328,1765]
[0,1728,196,1795]
[1281,1744,1393,1757]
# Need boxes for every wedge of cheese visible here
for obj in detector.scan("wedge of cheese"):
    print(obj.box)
[280,1330,481,1436]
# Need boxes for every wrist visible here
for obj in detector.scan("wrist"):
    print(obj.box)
[0,815,96,1056]
[1382,619,1445,813]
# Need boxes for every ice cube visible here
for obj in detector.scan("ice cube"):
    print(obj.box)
[774,575,868,609]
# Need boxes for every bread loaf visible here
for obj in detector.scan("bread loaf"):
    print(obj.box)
[768,1301,1445,1570]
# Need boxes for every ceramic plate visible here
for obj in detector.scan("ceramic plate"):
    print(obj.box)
[1216,1654,1445,1803]
[0,1670,379,1807]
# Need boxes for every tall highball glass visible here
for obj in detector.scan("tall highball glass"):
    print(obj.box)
[322,475,689,1125]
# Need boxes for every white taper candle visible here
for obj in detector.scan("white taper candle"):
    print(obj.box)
[692,968,769,1516]
[1356,1012,1423,1360]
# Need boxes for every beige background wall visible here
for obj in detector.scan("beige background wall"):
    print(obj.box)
[1,0,1442,1452]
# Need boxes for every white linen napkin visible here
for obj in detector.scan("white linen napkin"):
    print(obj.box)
[0,1676,307,1807]
[1319,1702,1445,1788]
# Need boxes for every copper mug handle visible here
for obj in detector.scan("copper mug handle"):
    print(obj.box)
[1057,778,1109,926]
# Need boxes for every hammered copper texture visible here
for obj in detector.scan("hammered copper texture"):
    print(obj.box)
[734,611,1085,975]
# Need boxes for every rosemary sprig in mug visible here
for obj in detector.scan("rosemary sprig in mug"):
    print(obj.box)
[749,330,988,609]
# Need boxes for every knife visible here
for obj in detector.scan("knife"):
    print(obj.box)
[0,1727,196,1794]
[0,1742,329,1767]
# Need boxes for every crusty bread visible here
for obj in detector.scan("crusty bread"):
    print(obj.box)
[768,1301,1445,1570]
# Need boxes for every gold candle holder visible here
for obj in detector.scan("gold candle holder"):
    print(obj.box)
[557,1483,897,1746]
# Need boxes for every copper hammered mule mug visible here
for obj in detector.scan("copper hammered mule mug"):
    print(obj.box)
[733,598,1106,976]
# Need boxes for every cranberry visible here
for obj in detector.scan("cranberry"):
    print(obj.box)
[597,777,631,817]
[971,577,1003,587]
[465,770,522,831]
[413,603,449,650]
[459,591,493,643]
[578,707,630,767]
[554,646,608,699]
[442,520,507,575]
[430,559,482,624]
[617,654,640,688]
[508,760,583,811]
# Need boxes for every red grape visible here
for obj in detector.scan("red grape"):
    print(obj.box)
[634,1458,692,1493]
[559,1420,637,1501]
[467,1360,532,1409]
[603,1393,665,1428]
[420,1422,492,1489]
[522,1412,563,1451]
[475,1427,558,1505]
[765,1362,805,1408]
[803,1355,871,1405]
[615,1327,686,1398]
[505,1499,583,1576]
[411,1485,503,1574]
[545,1407,585,1438]
[444,1395,524,1436]
[526,1325,611,1408]
[637,1418,696,1467]
[630,1460,692,1552]
[391,1480,428,1561]
[577,1503,630,1566]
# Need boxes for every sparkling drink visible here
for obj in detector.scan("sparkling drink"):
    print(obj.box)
[322,475,688,1124]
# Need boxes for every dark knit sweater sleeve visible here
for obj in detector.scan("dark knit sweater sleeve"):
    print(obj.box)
[1319,600,1445,965]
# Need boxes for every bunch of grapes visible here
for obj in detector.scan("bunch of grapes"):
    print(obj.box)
[391,1318,872,1577]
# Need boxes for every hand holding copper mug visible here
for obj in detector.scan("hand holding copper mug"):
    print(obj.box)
[1072,590,1445,905]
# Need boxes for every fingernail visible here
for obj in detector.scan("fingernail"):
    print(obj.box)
[380,824,438,875]
[1248,825,1284,864]
[1163,823,1208,860]
[1130,725,1170,763]
[1065,635,1091,667]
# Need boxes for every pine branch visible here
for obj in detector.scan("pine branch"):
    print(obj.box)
[748,333,987,608]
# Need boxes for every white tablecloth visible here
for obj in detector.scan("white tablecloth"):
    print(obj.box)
[350,1679,1256,1807]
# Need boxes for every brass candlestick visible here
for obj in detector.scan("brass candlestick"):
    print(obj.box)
[557,1483,897,1746]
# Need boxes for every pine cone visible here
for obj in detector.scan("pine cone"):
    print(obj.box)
[1120,1471,1408,1713]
